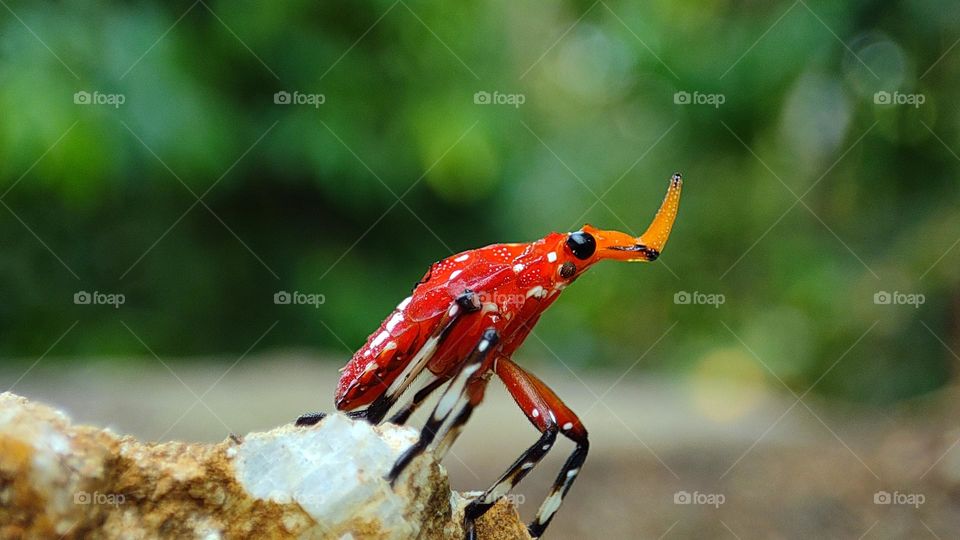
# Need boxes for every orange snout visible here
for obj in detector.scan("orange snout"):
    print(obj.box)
[587,172,683,262]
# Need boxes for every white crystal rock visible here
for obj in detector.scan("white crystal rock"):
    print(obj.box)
[233,414,428,539]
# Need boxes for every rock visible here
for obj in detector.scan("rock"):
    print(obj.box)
[0,392,529,540]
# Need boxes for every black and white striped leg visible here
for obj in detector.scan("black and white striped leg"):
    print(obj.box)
[464,427,558,540]
[528,436,589,538]
[462,355,589,540]
[295,408,367,426]
[387,327,498,485]
[432,374,488,459]
[387,376,447,425]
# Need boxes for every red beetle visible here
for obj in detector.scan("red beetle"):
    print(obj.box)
[298,173,683,538]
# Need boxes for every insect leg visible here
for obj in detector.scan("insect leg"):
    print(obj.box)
[297,292,480,427]
[365,291,481,425]
[386,327,498,485]
[387,374,446,425]
[296,371,442,425]
[294,409,366,426]
[464,356,589,540]
[431,373,488,459]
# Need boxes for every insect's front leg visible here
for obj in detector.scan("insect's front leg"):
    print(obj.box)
[431,373,488,459]
[464,356,588,540]
[387,327,499,485]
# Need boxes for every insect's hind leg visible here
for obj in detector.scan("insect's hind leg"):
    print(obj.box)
[464,356,589,540]
[387,375,447,425]
[529,435,588,539]
[295,291,481,428]
[387,327,498,485]
[296,374,441,427]
[365,290,482,425]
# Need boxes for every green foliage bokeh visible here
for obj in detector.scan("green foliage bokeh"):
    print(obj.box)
[1,0,958,405]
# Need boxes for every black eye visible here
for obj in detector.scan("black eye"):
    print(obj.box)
[566,232,596,260]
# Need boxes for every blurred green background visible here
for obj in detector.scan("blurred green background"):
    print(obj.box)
[1,0,958,410]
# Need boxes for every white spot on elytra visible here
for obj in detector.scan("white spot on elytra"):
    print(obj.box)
[542,444,551,451]
[397,296,412,310]
[566,468,579,478]
[513,263,524,273]
[448,269,462,281]
[383,341,398,352]
[547,252,557,263]
[562,422,573,431]
[527,286,546,299]
[385,312,404,333]
[522,462,534,470]
[531,409,540,418]
[385,334,439,395]
[478,340,489,352]
[455,254,469,262]
[370,331,389,348]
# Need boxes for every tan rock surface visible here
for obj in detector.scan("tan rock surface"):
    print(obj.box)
[0,392,529,540]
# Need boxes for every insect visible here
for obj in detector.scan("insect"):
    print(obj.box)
[297,173,682,539]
